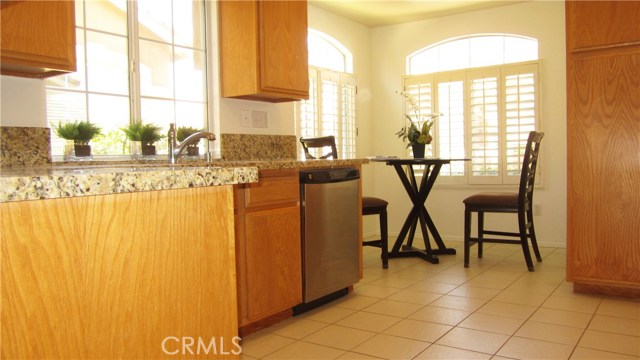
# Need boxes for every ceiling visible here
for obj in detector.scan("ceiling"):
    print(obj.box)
[308,0,524,27]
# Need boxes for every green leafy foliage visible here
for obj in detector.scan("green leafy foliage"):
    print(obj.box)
[54,121,102,145]
[121,121,165,146]
[176,126,203,142]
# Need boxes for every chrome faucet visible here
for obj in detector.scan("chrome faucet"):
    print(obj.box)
[168,123,216,164]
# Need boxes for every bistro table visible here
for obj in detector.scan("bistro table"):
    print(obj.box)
[370,157,468,264]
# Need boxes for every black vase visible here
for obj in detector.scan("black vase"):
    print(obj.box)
[74,144,92,157]
[411,143,426,158]
[141,145,156,156]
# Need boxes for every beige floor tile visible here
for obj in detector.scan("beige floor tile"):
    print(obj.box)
[597,298,640,320]
[497,336,574,359]
[458,312,525,335]
[367,276,420,289]
[269,318,329,339]
[542,295,602,314]
[361,298,424,318]
[428,273,470,285]
[409,305,472,326]
[391,267,440,281]
[239,353,259,360]
[447,285,501,300]
[351,284,399,298]
[301,306,357,324]
[570,347,640,359]
[383,318,452,342]
[429,294,487,312]
[386,289,442,305]
[407,280,458,294]
[436,327,509,354]
[414,344,491,359]
[477,300,537,319]
[333,294,381,311]
[262,341,346,359]
[239,332,296,358]
[588,315,640,337]
[578,329,640,357]
[529,307,593,328]
[351,333,430,360]
[303,324,376,351]
[335,311,402,332]
[465,276,515,290]
[337,352,384,359]
[515,320,585,345]
[492,289,548,307]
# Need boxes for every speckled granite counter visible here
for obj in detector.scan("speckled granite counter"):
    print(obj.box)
[0,158,368,202]
[0,165,258,202]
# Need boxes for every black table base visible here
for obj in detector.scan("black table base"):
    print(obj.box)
[374,158,458,264]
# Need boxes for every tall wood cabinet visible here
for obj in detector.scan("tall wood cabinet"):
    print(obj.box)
[566,1,640,297]
[1,0,76,78]
[218,0,309,102]
[234,169,302,334]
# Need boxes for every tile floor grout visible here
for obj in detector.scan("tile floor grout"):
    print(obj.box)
[239,242,640,360]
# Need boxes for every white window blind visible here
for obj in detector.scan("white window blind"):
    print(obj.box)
[296,67,357,159]
[402,61,540,185]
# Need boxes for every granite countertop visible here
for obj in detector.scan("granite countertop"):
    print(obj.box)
[0,158,368,203]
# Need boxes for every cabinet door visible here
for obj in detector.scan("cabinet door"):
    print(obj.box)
[244,206,302,321]
[258,0,309,99]
[1,0,76,77]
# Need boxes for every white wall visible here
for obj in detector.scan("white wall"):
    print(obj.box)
[0,76,46,127]
[370,1,567,247]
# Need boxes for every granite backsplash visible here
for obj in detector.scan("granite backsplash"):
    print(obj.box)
[0,126,52,166]
[220,133,297,161]
[0,128,298,166]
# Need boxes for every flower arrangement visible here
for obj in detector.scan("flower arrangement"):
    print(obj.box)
[395,91,439,148]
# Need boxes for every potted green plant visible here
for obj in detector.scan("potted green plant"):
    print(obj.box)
[54,120,102,158]
[121,121,165,156]
[395,91,439,158]
[176,126,203,156]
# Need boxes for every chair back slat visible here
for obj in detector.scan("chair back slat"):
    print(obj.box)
[518,131,544,207]
[300,136,338,160]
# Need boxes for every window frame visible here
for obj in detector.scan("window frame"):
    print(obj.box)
[402,60,542,186]
[45,0,214,160]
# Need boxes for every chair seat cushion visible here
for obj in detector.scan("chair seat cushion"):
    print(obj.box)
[463,192,518,208]
[363,196,388,209]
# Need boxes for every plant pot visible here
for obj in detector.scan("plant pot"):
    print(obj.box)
[411,143,426,158]
[74,144,92,157]
[186,146,199,156]
[142,144,156,156]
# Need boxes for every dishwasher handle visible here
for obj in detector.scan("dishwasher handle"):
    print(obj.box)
[300,168,360,184]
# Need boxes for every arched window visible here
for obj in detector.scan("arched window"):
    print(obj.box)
[297,30,357,159]
[403,34,540,185]
[408,34,538,75]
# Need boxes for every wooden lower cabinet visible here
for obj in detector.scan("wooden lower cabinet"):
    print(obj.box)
[235,169,302,333]
[1,187,239,359]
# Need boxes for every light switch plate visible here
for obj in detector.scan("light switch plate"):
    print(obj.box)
[252,111,268,128]
[241,110,251,127]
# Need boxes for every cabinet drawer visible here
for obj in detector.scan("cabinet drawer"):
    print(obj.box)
[245,169,299,208]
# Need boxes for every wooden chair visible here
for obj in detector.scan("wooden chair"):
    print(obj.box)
[463,131,544,272]
[300,136,389,268]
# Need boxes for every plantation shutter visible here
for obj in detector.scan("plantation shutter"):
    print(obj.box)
[340,74,357,159]
[435,73,466,180]
[502,63,539,184]
[468,69,501,184]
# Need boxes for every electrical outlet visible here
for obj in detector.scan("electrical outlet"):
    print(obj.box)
[241,110,250,127]
[534,204,542,216]
[252,111,268,128]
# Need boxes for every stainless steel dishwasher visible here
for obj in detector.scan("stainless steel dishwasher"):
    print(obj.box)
[297,167,360,310]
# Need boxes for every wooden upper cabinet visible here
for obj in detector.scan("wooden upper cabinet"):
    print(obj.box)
[218,0,309,102]
[566,1,640,51]
[1,0,76,78]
